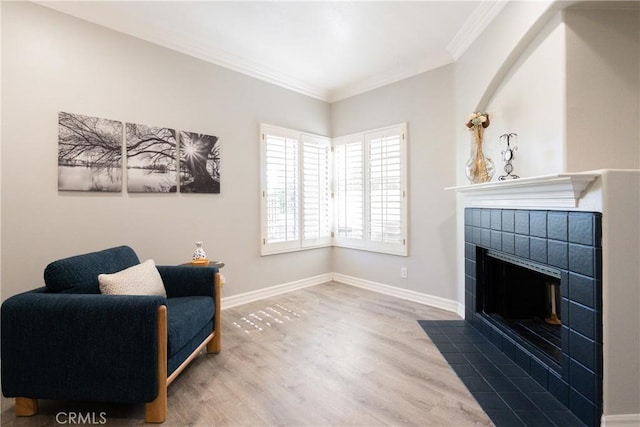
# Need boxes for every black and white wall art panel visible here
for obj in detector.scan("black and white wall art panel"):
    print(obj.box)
[179,131,220,193]
[58,112,123,192]
[126,123,178,193]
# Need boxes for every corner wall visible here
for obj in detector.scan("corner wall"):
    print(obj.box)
[330,66,458,302]
[0,2,332,300]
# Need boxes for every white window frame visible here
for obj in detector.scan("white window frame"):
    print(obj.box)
[260,124,332,256]
[333,123,408,256]
[260,122,407,257]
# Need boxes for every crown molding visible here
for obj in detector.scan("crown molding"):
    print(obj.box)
[328,65,449,103]
[36,1,331,101]
[328,53,455,103]
[447,0,509,61]
[38,1,505,104]
[108,22,331,102]
[160,38,330,102]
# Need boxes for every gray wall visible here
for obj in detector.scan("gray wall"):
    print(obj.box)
[1,2,460,306]
[1,1,332,300]
[565,6,640,172]
[330,67,458,301]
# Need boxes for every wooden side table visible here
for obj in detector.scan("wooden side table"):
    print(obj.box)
[180,261,225,268]
[180,261,226,287]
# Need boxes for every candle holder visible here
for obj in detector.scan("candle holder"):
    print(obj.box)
[499,133,519,180]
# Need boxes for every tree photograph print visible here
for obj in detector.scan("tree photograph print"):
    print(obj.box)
[58,112,123,192]
[58,112,220,194]
[179,131,220,193]
[126,123,178,193]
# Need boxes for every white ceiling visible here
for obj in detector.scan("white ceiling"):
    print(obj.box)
[37,1,507,102]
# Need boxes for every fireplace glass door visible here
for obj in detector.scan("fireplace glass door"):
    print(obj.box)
[478,249,562,364]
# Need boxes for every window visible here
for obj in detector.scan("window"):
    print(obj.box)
[261,124,331,255]
[334,124,407,256]
[260,123,407,256]
[334,137,363,240]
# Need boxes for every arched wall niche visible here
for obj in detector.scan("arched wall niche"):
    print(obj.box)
[471,1,569,179]
[469,0,639,180]
[475,1,572,112]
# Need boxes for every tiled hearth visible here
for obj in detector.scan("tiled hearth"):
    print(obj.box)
[420,320,585,426]
[464,208,602,426]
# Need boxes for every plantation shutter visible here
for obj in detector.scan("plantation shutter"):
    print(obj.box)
[261,123,406,256]
[367,129,403,245]
[262,126,300,253]
[302,135,331,246]
[333,124,407,256]
[261,124,332,255]
[334,138,364,241]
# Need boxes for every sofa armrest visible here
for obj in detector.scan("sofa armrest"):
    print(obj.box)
[156,265,219,299]
[1,292,166,404]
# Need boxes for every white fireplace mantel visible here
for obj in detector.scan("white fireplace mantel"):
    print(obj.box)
[446,172,602,210]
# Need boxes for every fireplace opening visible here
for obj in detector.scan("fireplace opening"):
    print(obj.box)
[477,249,562,364]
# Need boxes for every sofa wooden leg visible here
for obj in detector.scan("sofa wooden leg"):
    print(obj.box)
[207,331,221,354]
[145,305,167,423]
[145,391,166,424]
[15,397,38,416]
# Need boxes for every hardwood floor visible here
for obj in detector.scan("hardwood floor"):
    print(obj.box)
[1,282,492,426]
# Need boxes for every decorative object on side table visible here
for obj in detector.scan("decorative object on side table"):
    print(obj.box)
[191,241,209,266]
[188,242,225,284]
[498,133,520,180]
[464,112,494,184]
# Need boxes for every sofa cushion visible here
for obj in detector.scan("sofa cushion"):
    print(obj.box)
[98,259,167,297]
[44,246,140,294]
[166,296,214,357]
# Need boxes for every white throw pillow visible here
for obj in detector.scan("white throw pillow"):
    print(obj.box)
[98,259,167,297]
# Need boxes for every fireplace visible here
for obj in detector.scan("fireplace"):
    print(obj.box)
[477,249,563,364]
[464,208,602,426]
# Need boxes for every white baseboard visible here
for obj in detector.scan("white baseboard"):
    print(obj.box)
[456,303,466,319]
[331,273,461,315]
[221,272,462,316]
[221,273,332,309]
[602,414,640,427]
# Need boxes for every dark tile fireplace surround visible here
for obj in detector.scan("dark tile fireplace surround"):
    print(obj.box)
[464,208,602,426]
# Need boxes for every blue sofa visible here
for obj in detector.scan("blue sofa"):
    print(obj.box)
[1,246,221,423]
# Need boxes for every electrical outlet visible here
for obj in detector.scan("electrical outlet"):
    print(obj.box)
[401,268,408,279]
